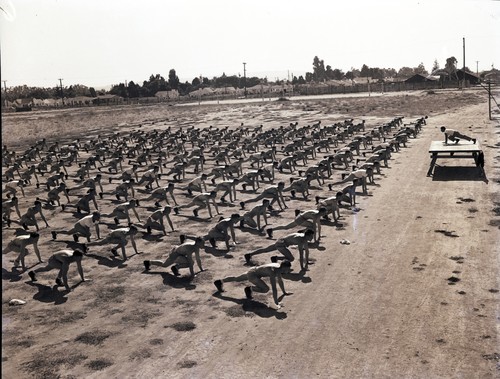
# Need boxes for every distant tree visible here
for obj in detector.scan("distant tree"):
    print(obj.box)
[432,59,440,73]
[246,76,260,87]
[371,67,384,80]
[70,84,91,97]
[444,56,458,80]
[213,74,239,88]
[360,64,371,77]
[26,87,52,100]
[414,63,428,76]
[65,85,76,98]
[397,67,414,78]
[292,76,298,85]
[89,87,97,97]
[305,72,314,82]
[297,76,306,84]
[127,81,140,98]
[168,69,180,90]
[178,81,192,96]
[345,71,354,80]
[383,68,397,78]
[312,56,326,81]
[192,77,201,87]
[54,85,63,99]
[331,69,344,80]
[109,83,127,98]
[325,65,333,80]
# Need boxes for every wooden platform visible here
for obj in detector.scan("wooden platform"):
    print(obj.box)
[427,141,482,176]
[429,140,481,154]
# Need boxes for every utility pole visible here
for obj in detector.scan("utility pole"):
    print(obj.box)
[243,62,247,98]
[462,37,466,89]
[58,78,64,104]
[476,61,479,77]
[2,80,7,107]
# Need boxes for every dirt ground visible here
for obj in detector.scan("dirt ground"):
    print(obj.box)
[2,89,499,379]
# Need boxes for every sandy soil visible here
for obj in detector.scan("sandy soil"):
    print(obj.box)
[2,89,499,379]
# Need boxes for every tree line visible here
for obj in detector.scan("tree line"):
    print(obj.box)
[2,56,474,102]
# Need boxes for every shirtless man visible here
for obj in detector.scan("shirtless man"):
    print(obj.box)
[2,195,21,227]
[174,191,219,218]
[62,188,99,214]
[214,178,239,203]
[179,173,208,196]
[39,182,71,209]
[140,206,174,235]
[4,180,26,198]
[440,126,476,144]
[107,164,139,184]
[213,260,292,309]
[28,248,85,292]
[86,225,139,261]
[51,211,101,242]
[267,208,326,243]
[101,199,141,225]
[143,237,204,277]
[3,232,42,271]
[137,165,160,189]
[71,174,104,197]
[331,169,371,194]
[183,213,241,250]
[244,229,314,271]
[315,195,341,223]
[113,179,136,201]
[44,172,66,190]
[141,183,178,207]
[282,175,313,200]
[239,199,271,232]
[19,200,50,231]
[241,182,287,211]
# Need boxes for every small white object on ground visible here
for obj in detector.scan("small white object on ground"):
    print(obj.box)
[340,239,351,245]
[9,299,26,306]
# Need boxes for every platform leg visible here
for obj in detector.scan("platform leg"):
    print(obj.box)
[427,156,437,176]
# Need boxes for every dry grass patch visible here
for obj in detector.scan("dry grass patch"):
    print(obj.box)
[169,321,197,331]
[22,352,88,379]
[86,358,114,371]
[75,330,111,345]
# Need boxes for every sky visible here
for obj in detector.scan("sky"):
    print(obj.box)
[1,0,499,89]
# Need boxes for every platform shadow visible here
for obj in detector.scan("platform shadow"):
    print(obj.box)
[431,166,486,182]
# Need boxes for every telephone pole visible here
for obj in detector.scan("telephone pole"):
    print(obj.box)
[462,37,466,88]
[243,62,247,98]
[476,61,479,77]
[2,80,6,107]
[58,78,64,103]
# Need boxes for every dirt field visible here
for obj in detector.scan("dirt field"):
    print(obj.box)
[2,89,499,379]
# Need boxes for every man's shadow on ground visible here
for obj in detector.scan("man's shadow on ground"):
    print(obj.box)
[203,246,234,259]
[212,292,287,320]
[142,271,197,290]
[2,267,24,282]
[239,226,266,236]
[26,281,86,305]
[2,261,46,283]
[83,252,130,268]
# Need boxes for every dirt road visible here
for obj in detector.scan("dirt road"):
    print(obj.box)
[2,89,499,378]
